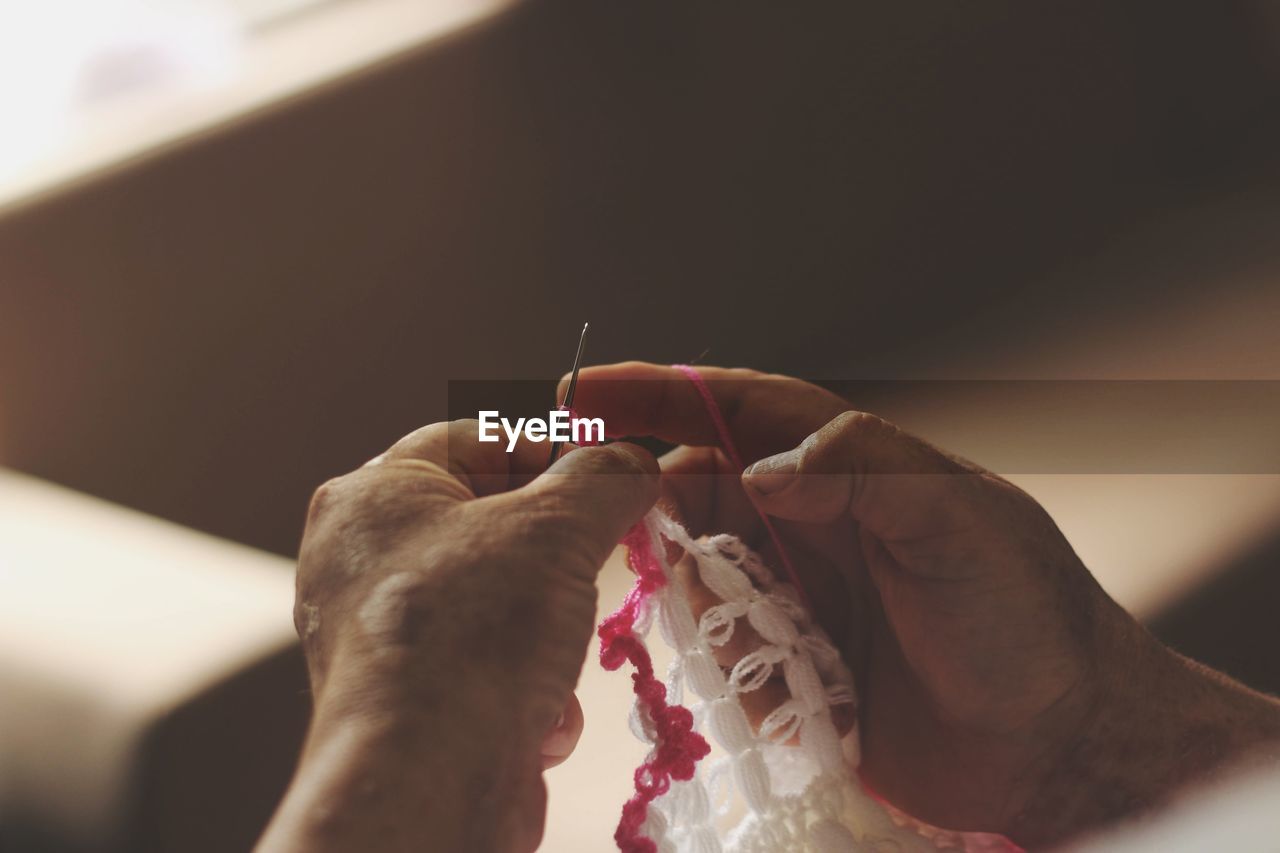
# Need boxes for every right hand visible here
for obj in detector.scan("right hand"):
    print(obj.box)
[564,362,1280,848]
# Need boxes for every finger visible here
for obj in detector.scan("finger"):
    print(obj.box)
[674,550,767,667]
[540,692,585,770]
[672,549,856,741]
[510,442,661,574]
[671,548,786,733]
[558,362,848,463]
[658,444,764,542]
[741,411,984,546]
[662,444,862,646]
[377,420,551,498]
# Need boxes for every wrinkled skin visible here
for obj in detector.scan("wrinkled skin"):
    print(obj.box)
[260,363,1280,853]
[564,363,1280,847]
[262,424,659,853]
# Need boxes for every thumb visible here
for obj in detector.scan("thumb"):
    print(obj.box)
[521,442,661,572]
[740,411,979,545]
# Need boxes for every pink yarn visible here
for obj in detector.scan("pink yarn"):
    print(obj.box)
[596,368,1025,852]
[598,365,819,851]
[598,522,711,852]
[671,364,814,614]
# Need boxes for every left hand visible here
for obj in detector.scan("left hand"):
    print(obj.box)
[261,420,659,853]
[560,363,1280,847]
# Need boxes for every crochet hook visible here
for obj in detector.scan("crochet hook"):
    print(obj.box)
[548,322,589,467]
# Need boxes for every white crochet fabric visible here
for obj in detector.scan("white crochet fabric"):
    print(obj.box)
[615,508,951,853]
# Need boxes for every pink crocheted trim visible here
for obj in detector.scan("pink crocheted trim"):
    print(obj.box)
[598,522,711,853]
[598,366,818,852]
[671,364,814,614]
[597,370,1025,852]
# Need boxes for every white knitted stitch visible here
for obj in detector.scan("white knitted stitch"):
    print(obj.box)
[617,509,950,853]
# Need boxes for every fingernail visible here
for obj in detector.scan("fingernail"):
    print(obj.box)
[743,447,801,495]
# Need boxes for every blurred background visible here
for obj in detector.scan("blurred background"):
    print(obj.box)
[1,0,1279,849]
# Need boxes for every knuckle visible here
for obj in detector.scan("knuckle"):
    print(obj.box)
[725,366,769,382]
[291,598,320,641]
[825,410,892,443]
[306,476,347,524]
[386,421,452,457]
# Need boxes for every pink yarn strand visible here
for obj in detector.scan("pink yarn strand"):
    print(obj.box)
[598,366,1021,853]
[598,364,818,851]
[671,364,814,615]
[599,521,711,852]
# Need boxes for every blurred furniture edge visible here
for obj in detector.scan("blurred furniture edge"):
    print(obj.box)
[0,469,307,852]
[0,5,521,843]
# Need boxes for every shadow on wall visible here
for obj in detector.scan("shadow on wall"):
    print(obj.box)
[0,0,1277,557]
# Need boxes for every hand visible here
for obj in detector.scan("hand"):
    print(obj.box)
[260,422,659,853]
[564,362,1280,848]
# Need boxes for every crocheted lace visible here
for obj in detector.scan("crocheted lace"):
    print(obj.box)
[591,364,1018,852]
[599,508,1017,853]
